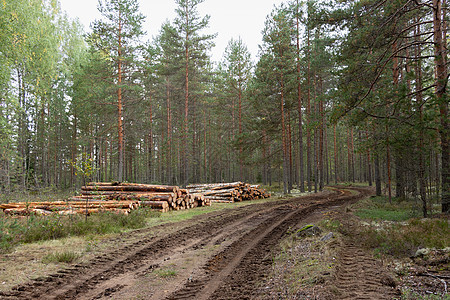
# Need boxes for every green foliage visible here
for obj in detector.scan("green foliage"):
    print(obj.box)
[360,218,449,258]
[0,208,160,253]
[68,152,97,184]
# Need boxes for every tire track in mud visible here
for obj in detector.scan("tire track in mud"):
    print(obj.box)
[1,204,281,300]
[167,187,371,300]
[0,187,367,300]
[334,241,396,300]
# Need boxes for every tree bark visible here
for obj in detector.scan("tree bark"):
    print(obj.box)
[117,9,124,182]
[433,0,450,213]
[306,28,312,192]
[375,152,382,196]
[334,124,338,184]
[296,0,305,192]
[281,73,288,194]
[184,1,190,187]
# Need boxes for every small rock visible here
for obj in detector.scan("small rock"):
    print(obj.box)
[415,248,431,257]
[381,274,397,288]
[320,232,334,242]
[296,225,322,238]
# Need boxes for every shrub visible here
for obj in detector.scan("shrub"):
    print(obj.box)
[359,218,450,257]
[42,251,81,264]
[0,208,162,253]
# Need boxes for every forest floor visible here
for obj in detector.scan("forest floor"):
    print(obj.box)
[0,186,447,299]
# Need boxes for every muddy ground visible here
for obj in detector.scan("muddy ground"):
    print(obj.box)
[0,187,402,299]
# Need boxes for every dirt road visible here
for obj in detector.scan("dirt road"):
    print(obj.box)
[1,187,374,300]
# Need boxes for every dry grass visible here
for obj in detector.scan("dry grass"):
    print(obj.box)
[0,236,103,292]
[263,224,339,299]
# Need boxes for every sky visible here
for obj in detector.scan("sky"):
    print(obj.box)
[58,0,285,62]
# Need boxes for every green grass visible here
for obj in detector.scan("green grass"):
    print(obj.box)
[42,251,81,264]
[353,196,421,221]
[355,208,414,222]
[348,196,450,258]
[154,267,177,278]
[0,208,161,253]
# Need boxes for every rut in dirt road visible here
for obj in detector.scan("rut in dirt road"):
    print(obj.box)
[334,241,397,300]
[167,187,371,300]
[0,187,370,300]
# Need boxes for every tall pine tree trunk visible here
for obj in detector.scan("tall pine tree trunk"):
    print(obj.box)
[366,131,372,186]
[306,29,312,192]
[281,73,288,194]
[334,124,338,184]
[296,0,305,192]
[415,16,428,217]
[375,152,382,196]
[117,12,124,182]
[184,4,190,187]
[239,81,243,180]
[433,0,450,213]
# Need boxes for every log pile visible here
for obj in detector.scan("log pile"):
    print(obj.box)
[0,182,211,216]
[0,182,269,216]
[187,182,270,203]
[0,200,140,216]
[73,182,211,212]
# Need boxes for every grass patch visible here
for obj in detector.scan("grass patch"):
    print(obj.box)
[154,267,177,278]
[0,208,161,253]
[355,208,413,222]
[348,196,449,258]
[0,189,75,205]
[144,197,276,227]
[319,217,342,231]
[353,196,421,222]
[42,251,81,264]
[360,218,450,257]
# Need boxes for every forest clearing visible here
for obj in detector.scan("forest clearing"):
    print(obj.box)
[1,0,449,299]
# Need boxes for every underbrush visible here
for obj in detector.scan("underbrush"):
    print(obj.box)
[0,208,161,253]
[350,196,449,257]
[359,218,449,257]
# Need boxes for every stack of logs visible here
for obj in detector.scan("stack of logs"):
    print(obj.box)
[187,182,270,203]
[74,182,211,212]
[0,182,270,216]
[0,182,211,216]
[0,200,140,216]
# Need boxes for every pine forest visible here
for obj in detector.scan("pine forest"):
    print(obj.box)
[0,0,449,217]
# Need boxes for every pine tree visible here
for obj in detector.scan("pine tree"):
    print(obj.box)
[174,0,215,186]
[90,0,145,182]
[222,37,252,180]
[261,5,297,194]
